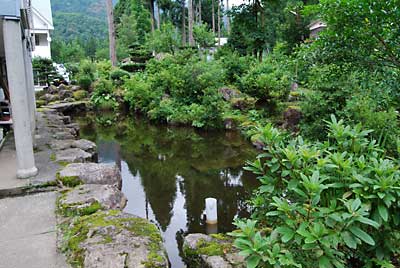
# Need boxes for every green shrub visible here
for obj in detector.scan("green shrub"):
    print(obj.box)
[239,57,291,104]
[79,59,96,80]
[90,79,118,110]
[124,73,158,113]
[300,64,400,154]
[231,116,400,268]
[72,90,88,100]
[110,68,130,85]
[78,75,92,91]
[95,60,112,79]
[215,48,256,84]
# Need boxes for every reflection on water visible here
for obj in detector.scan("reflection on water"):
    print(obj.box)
[76,114,259,268]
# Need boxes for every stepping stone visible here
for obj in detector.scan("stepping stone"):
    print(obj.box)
[62,211,169,268]
[59,163,121,189]
[50,140,75,151]
[72,139,96,154]
[50,139,96,154]
[53,131,75,140]
[58,184,127,216]
[55,148,92,163]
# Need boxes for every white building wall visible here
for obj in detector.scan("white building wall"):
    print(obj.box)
[31,0,53,59]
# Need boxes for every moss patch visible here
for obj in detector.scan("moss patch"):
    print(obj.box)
[57,192,103,217]
[36,100,47,108]
[60,210,165,268]
[183,234,234,267]
[56,172,82,187]
[73,90,88,101]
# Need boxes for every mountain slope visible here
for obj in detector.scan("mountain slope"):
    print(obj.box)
[51,0,117,41]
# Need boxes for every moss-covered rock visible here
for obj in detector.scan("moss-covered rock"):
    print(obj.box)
[56,172,83,187]
[57,184,126,217]
[230,97,257,111]
[60,210,168,268]
[73,90,88,101]
[183,233,244,268]
[36,99,47,107]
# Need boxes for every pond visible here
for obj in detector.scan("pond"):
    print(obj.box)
[76,113,259,268]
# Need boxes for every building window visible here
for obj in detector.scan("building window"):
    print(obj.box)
[34,33,48,46]
[35,34,40,46]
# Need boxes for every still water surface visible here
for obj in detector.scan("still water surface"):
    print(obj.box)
[76,114,259,268]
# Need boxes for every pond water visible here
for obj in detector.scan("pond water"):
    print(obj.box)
[76,113,259,268]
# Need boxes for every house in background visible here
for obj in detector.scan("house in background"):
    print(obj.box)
[31,0,53,59]
[308,19,327,39]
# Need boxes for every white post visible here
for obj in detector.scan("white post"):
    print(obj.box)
[22,35,36,136]
[3,19,38,179]
[205,198,218,224]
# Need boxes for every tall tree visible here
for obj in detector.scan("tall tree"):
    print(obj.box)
[156,0,161,29]
[212,0,215,34]
[226,0,230,34]
[217,0,221,46]
[149,0,156,32]
[181,0,186,45]
[199,0,202,23]
[188,0,195,45]
[106,0,117,66]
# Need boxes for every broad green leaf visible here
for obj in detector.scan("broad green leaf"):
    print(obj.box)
[378,204,388,222]
[356,217,380,229]
[341,231,357,249]
[276,227,295,243]
[247,255,261,268]
[349,226,375,246]
[351,199,361,212]
[319,256,332,268]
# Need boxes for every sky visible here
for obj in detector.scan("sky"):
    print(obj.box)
[229,0,247,8]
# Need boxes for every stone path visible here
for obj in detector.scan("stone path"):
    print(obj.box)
[0,192,68,268]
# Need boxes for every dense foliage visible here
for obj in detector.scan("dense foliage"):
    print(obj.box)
[49,0,400,267]
[232,116,400,267]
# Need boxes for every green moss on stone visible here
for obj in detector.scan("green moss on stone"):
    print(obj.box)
[56,172,82,187]
[36,100,47,108]
[73,90,88,101]
[183,234,234,267]
[60,210,165,268]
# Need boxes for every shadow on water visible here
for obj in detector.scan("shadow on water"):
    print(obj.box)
[76,113,259,268]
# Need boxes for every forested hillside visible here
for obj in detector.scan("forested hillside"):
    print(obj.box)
[51,0,109,41]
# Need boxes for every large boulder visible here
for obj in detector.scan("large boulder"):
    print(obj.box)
[282,107,302,131]
[61,210,169,268]
[39,93,59,103]
[50,139,75,150]
[59,163,122,189]
[44,101,87,114]
[53,131,75,140]
[72,139,97,154]
[183,233,245,268]
[219,87,241,101]
[55,148,92,163]
[58,184,126,216]
[47,85,59,94]
[71,85,81,91]
[59,89,73,100]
